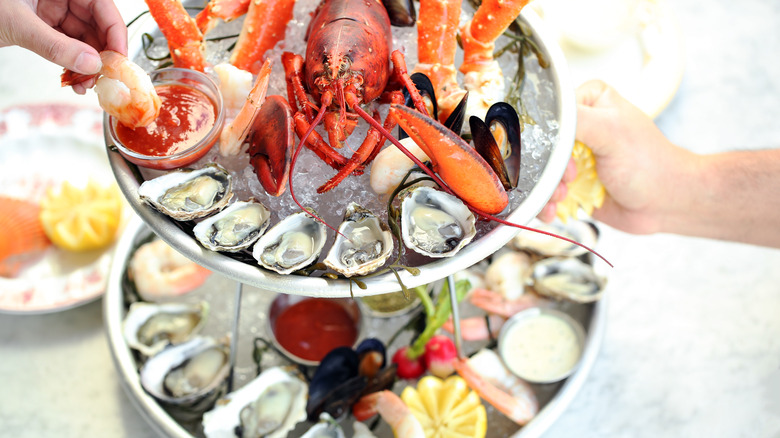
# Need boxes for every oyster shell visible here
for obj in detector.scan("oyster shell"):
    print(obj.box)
[513,219,598,258]
[530,257,605,303]
[323,203,393,277]
[122,301,208,357]
[301,413,345,438]
[138,163,233,221]
[202,366,308,438]
[193,199,271,252]
[139,336,230,412]
[400,186,476,258]
[251,209,327,275]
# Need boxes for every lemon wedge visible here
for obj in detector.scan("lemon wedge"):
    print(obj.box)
[401,375,487,438]
[557,141,606,222]
[39,180,124,252]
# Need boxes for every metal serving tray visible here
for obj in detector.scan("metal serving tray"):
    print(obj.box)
[105,5,577,298]
[105,217,607,438]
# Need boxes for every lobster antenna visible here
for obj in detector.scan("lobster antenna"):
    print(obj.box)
[351,104,612,268]
[288,103,351,242]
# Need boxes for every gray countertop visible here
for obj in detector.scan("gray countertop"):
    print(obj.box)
[2,0,780,437]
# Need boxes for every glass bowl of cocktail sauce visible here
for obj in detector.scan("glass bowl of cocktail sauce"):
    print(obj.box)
[267,294,364,366]
[109,68,224,170]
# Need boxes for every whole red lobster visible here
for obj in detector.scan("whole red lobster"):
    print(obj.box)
[281,0,429,194]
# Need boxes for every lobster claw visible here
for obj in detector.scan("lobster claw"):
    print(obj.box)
[389,104,509,214]
[246,95,293,196]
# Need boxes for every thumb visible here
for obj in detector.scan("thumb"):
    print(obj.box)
[18,12,102,74]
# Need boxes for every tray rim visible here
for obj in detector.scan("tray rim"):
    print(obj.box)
[107,6,577,297]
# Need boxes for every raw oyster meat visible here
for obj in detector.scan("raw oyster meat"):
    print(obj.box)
[123,301,208,357]
[400,186,476,258]
[193,199,271,252]
[138,163,233,221]
[202,366,307,438]
[140,336,230,408]
[323,203,393,277]
[251,209,327,275]
[530,256,605,303]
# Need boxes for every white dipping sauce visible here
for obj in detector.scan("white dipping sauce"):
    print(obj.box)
[499,312,582,383]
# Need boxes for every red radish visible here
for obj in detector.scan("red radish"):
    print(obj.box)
[424,335,457,378]
[392,346,426,379]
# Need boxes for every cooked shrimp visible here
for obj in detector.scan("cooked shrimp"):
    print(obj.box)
[128,239,212,301]
[61,51,161,128]
[468,288,548,319]
[443,313,505,341]
[213,63,254,114]
[454,349,539,425]
[352,390,425,438]
[219,59,272,156]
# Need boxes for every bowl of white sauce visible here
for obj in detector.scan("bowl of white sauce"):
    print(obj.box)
[498,307,586,384]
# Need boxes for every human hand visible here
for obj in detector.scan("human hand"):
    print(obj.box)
[541,80,700,235]
[0,0,127,94]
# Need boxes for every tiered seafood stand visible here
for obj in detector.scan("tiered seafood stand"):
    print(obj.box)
[103,2,607,437]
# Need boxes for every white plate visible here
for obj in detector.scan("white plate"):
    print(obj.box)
[0,104,130,314]
[532,0,685,118]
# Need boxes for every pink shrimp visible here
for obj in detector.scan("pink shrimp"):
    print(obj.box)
[454,349,539,425]
[353,390,425,437]
[61,51,161,128]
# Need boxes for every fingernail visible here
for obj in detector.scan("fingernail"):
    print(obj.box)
[74,52,102,74]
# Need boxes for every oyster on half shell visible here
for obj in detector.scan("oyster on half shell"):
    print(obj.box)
[193,199,271,252]
[401,186,476,258]
[123,301,208,357]
[202,366,308,438]
[139,336,231,416]
[323,203,393,277]
[530,257,605,303]
[251,209,327,275]
[513,219,598,258]
[138,163,233,221]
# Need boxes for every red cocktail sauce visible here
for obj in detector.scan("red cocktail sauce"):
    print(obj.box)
[115,84,216,169]
[273,298,358,362]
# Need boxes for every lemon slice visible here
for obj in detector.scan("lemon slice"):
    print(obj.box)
[39,180,124,251]
[401,375,487,438]
[557,141,606,222]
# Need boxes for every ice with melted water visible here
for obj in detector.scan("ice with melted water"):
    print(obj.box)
[134,0,559,268]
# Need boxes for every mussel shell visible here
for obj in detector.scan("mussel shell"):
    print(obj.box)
[122,301,209,357]
[139,336,230,420]
[530,257,605,303]
[382,0,415,27]
[251,209,328,275]
[400,73,438,140]
[485,102,522,187]
[192,199,271,252]
[444,91,469,136]
[306,347,366,422]
[470,115,513,191]
[138,163,233,221]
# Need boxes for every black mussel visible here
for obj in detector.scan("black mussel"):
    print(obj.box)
[360,363,397,397]
[306,347,367,421]
[470,115,513,190]
[443,91,469,136]
[485,102,522,187]
[383,0,416,27]
[400,73,438,140]
[356,338,386,378]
